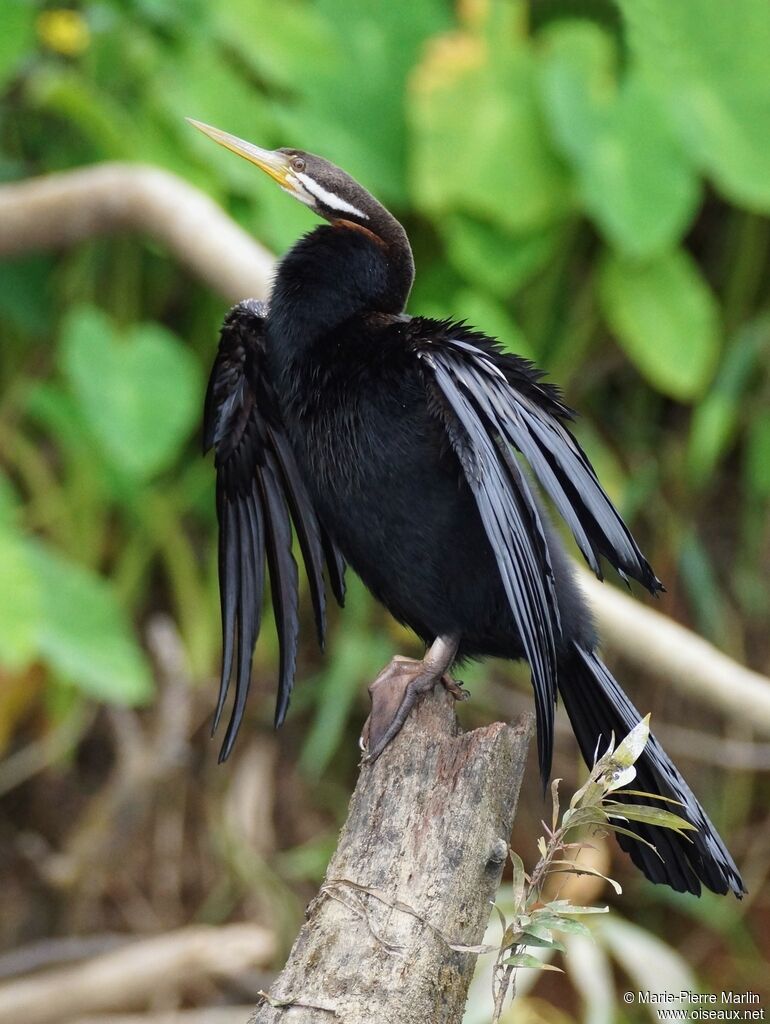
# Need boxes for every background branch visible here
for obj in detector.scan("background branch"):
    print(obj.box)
[0,925,275,1024]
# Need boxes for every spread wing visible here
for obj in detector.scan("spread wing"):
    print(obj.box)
[203,299,345,761]
[412,318,662,783]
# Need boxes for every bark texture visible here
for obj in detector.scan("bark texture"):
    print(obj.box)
[251,690,532,1024]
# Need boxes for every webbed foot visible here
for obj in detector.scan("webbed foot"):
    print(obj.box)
[359,635,464,762]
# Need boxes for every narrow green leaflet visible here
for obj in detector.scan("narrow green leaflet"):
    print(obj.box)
[605,803,697,833]
[610,714,650,770]
[0,522,40,670]
[27,543,153,705]
[502,952,562,972]
[746,413,770,499]
[60,306,201,481]
[687,315,770,486]
[533,914,593,937]
[599,249,721,402]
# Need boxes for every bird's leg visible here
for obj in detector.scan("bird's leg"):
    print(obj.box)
[361,634,464,762]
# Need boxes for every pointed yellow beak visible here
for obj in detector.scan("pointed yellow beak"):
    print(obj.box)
[187,118,292,187]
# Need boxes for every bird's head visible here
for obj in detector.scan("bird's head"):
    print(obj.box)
[188,119,377,229]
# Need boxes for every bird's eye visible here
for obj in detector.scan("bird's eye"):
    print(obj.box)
[291,156,306,173]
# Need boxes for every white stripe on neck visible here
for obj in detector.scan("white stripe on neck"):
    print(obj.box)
[295,172,369,220]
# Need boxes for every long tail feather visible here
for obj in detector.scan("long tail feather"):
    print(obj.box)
[559,644,745,897]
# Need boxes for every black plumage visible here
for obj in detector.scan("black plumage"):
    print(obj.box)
[194,120,744,898]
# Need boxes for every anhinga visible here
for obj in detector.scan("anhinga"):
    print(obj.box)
[190,118,744,899]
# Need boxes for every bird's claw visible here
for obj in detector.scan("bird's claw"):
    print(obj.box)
[359,657,470,764]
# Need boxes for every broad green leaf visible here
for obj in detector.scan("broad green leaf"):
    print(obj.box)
[0,1,36,92]
[60,306,201,480]
[441,215,561,298]
[539,23,699,257]
[222,0,450,205]
[599,249,721,401]
[156,37,275,193]
[216,0,337,91]
[27,543,153,704]
[410,30,570,232]
[0,523,40,670]
[618,0,770,211]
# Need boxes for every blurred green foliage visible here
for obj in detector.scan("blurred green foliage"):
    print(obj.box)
[2,0,769,721]
[1,0,769,1012]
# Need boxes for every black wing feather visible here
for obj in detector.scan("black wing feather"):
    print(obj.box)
[418,321,662,594]
[205,300,345,760]
[423,350,560,784]
[414,318,662,783]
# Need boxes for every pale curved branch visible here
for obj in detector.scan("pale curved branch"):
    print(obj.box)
[2,164,769,733]
[577,569,770,734]
[0,163,273,303]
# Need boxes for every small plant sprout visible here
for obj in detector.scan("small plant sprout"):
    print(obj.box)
[454,715,699,1022]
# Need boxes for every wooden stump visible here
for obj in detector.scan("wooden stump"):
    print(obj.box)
[251,690,532,1024]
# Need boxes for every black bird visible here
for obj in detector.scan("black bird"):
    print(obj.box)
[191,119,744,899]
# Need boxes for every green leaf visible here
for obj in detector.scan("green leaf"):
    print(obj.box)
[547,860,623,895]
[221,0,450,205]
[521,931,565,952]
[539,23,699,257]
[510,849,527,909]
[610,714,649,770]
[0,0,36,92]
[26,543,153,704]
[410,30,570,232]
[687,315,770,486]
[532,914,593,937]
[746,413,770,499]
[618,0,770,211]
[0,523,40,670]
[60,306,201,480]
[545,903,609,915]
[502,952,563,971]
[613,790,685,805]
[0,472,21,523]
[605,803,696,833]
[599,249,721,401]
[441,215,561,298]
